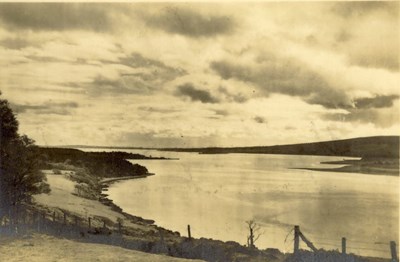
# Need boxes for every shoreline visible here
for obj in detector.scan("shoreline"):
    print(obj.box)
[97,173,393,262]
[99,173,159,225]
[100,173,155,185]
[28,169,394,261]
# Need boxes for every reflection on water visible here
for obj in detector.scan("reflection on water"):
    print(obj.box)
[104,150,398,258]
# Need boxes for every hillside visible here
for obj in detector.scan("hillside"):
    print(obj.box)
[159,136,399,158]
[37,147,151,179]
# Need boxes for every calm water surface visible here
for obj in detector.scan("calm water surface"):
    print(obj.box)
[97,149,398,258]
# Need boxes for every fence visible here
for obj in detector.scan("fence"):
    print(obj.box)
[0,206,123,237]
[292,225,399,262]
[1,211,398,261]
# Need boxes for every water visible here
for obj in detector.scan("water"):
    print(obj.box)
[93,149,398,258]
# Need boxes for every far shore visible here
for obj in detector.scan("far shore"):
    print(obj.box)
[296,157,399,176]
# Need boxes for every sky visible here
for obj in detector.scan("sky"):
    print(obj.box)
[0,2,399,147]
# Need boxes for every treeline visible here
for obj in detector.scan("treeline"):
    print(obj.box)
[1,92,50,222]
[160,136,399,158]
[37,147,149,178]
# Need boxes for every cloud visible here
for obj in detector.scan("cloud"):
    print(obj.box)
[218,86,247,103]
[142,7,235,37]
[175,83,219,103]
[348,51,399,72]
[137,106,180,114]
[0,37,34,50]
[332,2,399,71]
[332,2,398,18]
[0,3,112,32]
[322,96,400,128]
[25,55,66,63]
[213,109,229,116]
[210,59,352,109]
[354,94,399,109]
[254,116,267,124]
[118,52,186,82]
[75,52,187,96]
[89,75,154,95]
[11,101,78,115]
[323,108,399,128]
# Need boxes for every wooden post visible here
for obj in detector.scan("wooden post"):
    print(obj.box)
[103,220,106,228]
[187,225,191,240]
[63,212,67,225]
[299,230,318,252]
[36,212,40,231]
[390,241,398,262]
[53,211,56,222]
[342,237,346,254]
[88,217,91,229]
[294,225,300,254]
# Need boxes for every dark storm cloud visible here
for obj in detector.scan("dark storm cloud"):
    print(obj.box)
[11,101,78,115]
[0,3,112,32]
[210,59,351,109]
[354,94,399,109]
[142,7,235,37]
[175,83,219,103]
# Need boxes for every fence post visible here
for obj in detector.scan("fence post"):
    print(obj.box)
[390,241,398,262]
[36,211,40,231]
[88,217,91,229]
[294,225,300,254]
[53,211,56,222]
[187,225,191,240]
[342,237,346,254]
[103,220,106,228]
[63,212,67,225]
[22,211,26,225]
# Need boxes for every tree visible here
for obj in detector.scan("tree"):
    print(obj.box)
[245,220,262,249]
[0,92,50,224]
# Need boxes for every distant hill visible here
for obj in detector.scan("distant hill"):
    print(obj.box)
[159,136,399,158]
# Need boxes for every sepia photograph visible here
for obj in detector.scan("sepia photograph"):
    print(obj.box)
[0,1,399,261]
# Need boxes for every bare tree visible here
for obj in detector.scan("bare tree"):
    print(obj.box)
[245,220,262,249]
